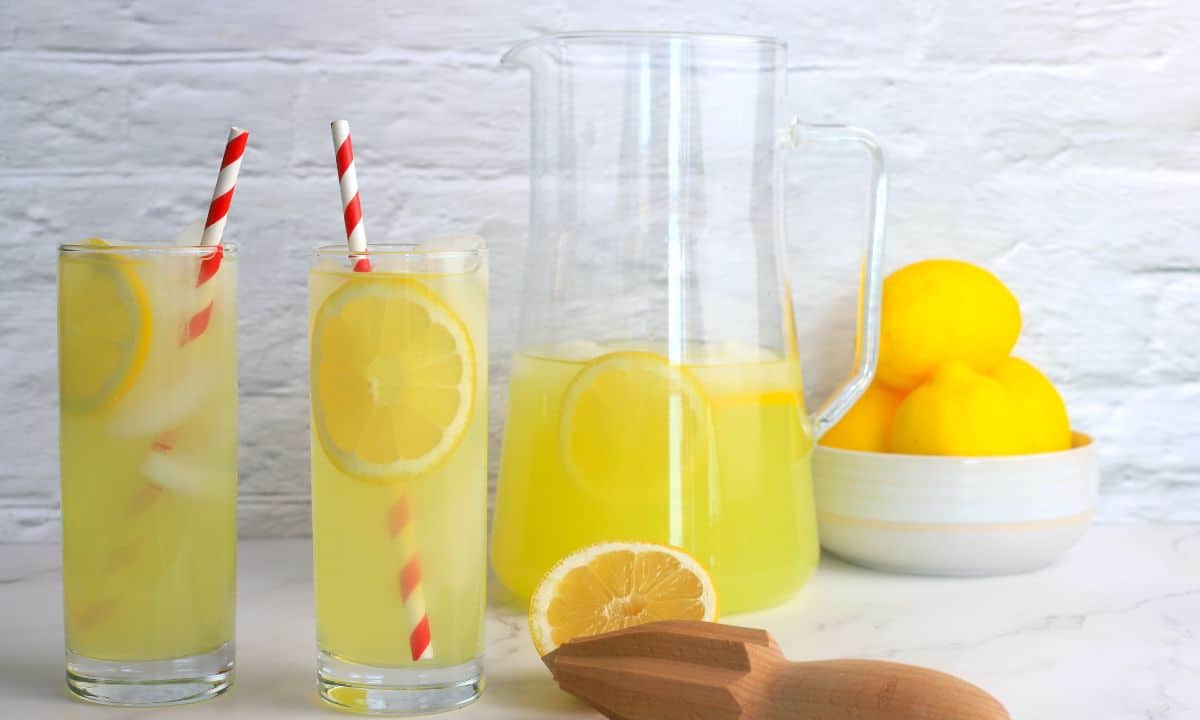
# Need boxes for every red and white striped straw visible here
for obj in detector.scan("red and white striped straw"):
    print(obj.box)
[331,119,434,662]
[185,126,247,345]
[201,126,248,247]
[389,496,432,660]
[330,120,432,661]
[331,120,371,272]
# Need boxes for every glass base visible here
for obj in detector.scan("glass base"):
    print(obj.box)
[66,642,234,706]
[318,652,483,715]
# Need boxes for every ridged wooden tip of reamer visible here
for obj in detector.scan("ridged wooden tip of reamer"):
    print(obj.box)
[542,620,1010,720]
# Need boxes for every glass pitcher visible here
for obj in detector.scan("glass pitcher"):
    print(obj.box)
[491,32,886,613]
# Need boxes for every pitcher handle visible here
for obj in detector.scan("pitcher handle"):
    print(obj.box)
[785,120,888,437]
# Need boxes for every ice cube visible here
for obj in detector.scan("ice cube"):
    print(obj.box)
[173,219,206,247]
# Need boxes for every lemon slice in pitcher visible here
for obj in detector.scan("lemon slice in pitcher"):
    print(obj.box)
[311,277,475,482]
[560,351,710,498]
[529,541,718,656]
[58,238,152,413]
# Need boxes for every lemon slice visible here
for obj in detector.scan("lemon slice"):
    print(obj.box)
[58,238,152,413]
[311,276,475,481]
[560,351,710,498]
[529,541,718,656]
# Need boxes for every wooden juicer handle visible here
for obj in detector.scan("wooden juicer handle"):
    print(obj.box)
[543,620,1010,720]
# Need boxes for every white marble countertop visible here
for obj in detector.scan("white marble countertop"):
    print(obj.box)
[1,526,1197,719]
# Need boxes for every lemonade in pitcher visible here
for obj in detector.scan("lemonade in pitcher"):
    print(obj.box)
[492,342,818,614]
[58,241,237,702]
[309,240,487,713]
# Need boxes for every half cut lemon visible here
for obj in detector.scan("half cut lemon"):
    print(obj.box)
[529,541,718,656]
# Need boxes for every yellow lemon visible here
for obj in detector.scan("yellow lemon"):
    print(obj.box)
[877,260,1021,391]
[58,238,152,413]
[311,277,475,481]
[560,352,710,499]
[819,382,905,452]
[991,356,1071,453]
[529,541,718,656]
[887,361,1028,456]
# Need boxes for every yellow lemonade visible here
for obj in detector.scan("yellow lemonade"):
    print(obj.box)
[309,247,487,675]
[58,244,237,663]
[491,343,818,614]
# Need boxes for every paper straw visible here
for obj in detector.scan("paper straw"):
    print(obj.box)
[389,495,433,660]
[200,127,249,247]
[331,120,371,272]
[330,119,432,661]
[185,126,246,345]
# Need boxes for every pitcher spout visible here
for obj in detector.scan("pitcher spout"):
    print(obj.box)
[501,36,555,68]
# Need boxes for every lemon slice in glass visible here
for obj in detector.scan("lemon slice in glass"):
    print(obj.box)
[311,277,475,482]
[529,541,718,656]
[58,238,152,414]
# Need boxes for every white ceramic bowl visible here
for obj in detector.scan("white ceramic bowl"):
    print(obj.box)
[812,433,1098,576]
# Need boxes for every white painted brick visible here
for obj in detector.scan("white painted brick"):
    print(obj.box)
[1013,271,1156,389]
[558,0,932,66]
[1071,385,1200,474]
[290,61,527,177]
[924,0,1194,65]
[239,394,310,498]
[2,1,1199,537]
[986,172,1199,276]
[237,498,312,538]
[124,0,551,56]
[128,63,300,177]
[0,508,60,544]
[378,0,557,54]
[974,64,1200,173]
[0,2,140,52]
[790,64,1200,175]
[1146,276,1200,382]
[8,176,201,250]
[0,60,131,170]
[128,1,395,54]
[751,0,933,66]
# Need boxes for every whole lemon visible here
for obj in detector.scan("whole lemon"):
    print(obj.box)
[819,382,904,452]
[887,361,1028,456]
[990,356,1072,453]
[877,260,1021,391]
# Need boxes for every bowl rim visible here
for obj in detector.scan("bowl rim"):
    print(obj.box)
[814,431,1095,464]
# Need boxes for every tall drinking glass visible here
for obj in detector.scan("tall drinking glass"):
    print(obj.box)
[309,238,487,715]
[58,241,238,705]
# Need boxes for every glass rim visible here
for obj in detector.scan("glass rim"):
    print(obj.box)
[58,242,238,257]
[504,31,786,60]
[312,240,487,260]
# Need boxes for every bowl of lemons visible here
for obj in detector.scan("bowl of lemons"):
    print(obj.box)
[813,259,1098,576]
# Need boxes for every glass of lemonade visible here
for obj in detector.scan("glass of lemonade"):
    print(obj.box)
[309,238,487,715]
[57,241,237,705]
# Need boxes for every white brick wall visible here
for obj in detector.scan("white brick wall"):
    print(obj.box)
[2,1,1197,540]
